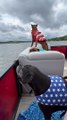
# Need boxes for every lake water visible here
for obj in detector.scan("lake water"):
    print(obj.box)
[0,40,67,77]
[0,42,31,77]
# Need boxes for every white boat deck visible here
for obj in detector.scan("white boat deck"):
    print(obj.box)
[15,59,67,120]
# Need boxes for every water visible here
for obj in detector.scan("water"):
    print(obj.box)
[0,42,31,77]
[0,40,67,77]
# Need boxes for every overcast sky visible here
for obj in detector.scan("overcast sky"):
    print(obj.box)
[0,0,67,41]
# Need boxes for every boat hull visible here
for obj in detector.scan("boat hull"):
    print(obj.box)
[0,60,22,120]
[51,45,67,58]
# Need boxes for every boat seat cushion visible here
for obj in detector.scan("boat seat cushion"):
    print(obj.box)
[18,47,65,76]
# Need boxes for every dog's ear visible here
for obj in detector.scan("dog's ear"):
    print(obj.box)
[31,24,33,27]
[31,24,38,28]
[36,24,38,27]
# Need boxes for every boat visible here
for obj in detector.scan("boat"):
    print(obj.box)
[0,45,67,120]
[49,41,67,58]
[0,60,23,120]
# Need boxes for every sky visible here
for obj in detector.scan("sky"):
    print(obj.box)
[0,0,67,41]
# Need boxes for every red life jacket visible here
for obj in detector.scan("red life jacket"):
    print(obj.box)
[31,30,46,42]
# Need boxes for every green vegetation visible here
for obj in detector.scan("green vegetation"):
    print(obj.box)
[0,35,67,44]
[48,35,67,41]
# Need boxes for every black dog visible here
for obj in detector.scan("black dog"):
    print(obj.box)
[21,65,67,120]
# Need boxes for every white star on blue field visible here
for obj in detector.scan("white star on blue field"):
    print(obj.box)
[36,75,67,106]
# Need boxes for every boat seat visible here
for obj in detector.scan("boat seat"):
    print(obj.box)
[18,47,65,76]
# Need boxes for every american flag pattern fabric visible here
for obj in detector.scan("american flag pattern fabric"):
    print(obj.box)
[36,75,67,106]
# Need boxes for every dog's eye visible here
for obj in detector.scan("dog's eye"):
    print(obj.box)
[26,74,33,81]
[26,73,31,78]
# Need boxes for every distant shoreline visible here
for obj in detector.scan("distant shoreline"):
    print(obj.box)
[0,39,66,44]
[0,34,67,44]
[0,41,31,44]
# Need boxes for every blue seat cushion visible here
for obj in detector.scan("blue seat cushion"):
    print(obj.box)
[17,101,64,120]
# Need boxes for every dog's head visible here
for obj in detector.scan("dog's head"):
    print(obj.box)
[21,65,36,84]
[31,24,38,31]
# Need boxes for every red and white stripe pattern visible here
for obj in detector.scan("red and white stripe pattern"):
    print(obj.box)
[33,30,46,42]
